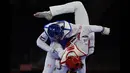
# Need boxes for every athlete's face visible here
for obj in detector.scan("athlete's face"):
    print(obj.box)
[54,35,60,40]
[51,34,62,42]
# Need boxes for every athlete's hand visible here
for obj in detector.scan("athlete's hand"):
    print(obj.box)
[55,60,61,70]
[102,27,110,35]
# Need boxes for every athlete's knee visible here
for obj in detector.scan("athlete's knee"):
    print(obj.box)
[74,1,84,7]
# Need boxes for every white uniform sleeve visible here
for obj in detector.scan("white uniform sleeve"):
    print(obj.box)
[36,32,51,52]
[82,25,110,34]
[80,25,110,45]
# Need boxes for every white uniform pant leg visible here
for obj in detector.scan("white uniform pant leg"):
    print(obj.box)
[49,1,89,25]
[73,1,89,25]
[71,1,95,55]
[77,56,86,73]
[42,52,56,73]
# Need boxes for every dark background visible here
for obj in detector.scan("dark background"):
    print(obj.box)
[10,0,120,73]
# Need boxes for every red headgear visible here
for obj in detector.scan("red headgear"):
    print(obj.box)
[65,55,83,72]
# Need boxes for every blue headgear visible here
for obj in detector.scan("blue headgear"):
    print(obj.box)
[48,24,64,40]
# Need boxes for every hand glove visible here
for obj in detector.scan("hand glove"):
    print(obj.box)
[102,27,110,35]
[55,60,61,70]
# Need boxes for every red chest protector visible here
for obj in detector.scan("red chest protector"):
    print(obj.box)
[60,43,87,71]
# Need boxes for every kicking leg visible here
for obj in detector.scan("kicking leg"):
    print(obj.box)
[49,1,89,25]
[34,1,89,24]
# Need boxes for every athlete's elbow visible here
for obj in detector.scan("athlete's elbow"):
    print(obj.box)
[74,1,83,6]
[36,38,41,47]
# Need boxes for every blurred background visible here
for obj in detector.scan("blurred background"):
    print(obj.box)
[10,0,120,73]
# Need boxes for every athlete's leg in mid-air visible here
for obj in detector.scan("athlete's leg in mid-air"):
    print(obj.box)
[34,1,89,25]
[49,1,89,25]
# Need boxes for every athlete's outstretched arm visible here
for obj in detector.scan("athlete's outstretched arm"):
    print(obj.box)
[36,32,51,52]
[80,25,110,46]
[83,25,110,35]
